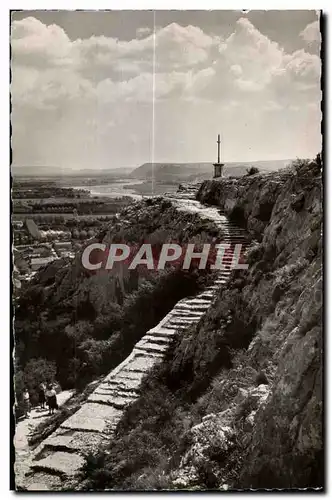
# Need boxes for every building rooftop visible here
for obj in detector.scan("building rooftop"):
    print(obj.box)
[30,256,56,266]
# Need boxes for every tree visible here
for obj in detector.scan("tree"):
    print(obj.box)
[23,358,57,406]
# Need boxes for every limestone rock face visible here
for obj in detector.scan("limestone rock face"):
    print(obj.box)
[171,384,270,489]
[194,159,322,489]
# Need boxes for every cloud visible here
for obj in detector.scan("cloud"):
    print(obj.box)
[11,16,73,68]
[264,100,283,112]
[154,22,215,68]
[11,16,320,105]
[11,18,219,108]
[300,20,321,45]
[10,15,322,166]
[136,26,152,38]
[282,49,320,85]
[11,65,95,110]
[230,64,242,77]
[95,69,214,104]
[218,17,284,91]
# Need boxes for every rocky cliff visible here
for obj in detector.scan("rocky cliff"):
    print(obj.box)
[190,159,323,488]
[81,159,322,491]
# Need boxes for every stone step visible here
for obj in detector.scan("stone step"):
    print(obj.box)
[220,231,248,235]
[31,451,85,477]
[221,234,246,237]
[197,288,217,295]
[180,294,214,302]
[220,233,247,237]
[116,370,148,382]
[123,355,157,372]
[211,278,230,283]
[184,297,211,305]
[134,341,168,355]
[42,430,103,455]
[115,389,140,399]
[103,377,142,392]
[198,291,216,300]
[146,326,176,336]
[60,403,122,433]
[166,318,200,328]
[104,353,157,382]
[93,387,139,400]
[25,472,64,491]
[170,309,205,318]
[102,379,142,393]
[175,303,210,312]
[170,309,204,318]
[207,285,222,291]
[88,393,134,408]
[142,334,173,344]
[168,314,201,322]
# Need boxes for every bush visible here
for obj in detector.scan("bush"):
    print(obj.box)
[246,166,260,176]
[292,158,310,174]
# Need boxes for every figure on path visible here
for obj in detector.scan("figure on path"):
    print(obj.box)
[38,382,46,410]
[45,384,57,415]
[22,388,30,418]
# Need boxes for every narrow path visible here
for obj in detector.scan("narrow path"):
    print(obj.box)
[14,390,74,490]
[16,188,249,491]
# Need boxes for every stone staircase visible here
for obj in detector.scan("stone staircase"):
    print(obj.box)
[17,187,249,491]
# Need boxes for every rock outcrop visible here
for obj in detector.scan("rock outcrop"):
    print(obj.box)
[186,159,322,489]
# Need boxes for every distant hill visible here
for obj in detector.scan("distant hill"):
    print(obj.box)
[11,166,134,177]
[12,160,293,180]
[131,163,212,182]
[131,160,292,182]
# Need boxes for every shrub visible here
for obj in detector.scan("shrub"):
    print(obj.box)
[246,166,260,176]
[135,470,171,490]
[292,158,310,174]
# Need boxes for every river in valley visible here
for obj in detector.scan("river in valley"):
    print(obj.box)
[70,180,145,200]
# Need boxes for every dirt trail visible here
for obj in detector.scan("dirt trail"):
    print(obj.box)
[14,390,74,489]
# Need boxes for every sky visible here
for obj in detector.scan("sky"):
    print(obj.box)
[11,10,322,170]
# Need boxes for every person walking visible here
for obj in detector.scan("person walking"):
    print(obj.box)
[45,384,57,415]
[22,388,30,418]
[38,382,46,410]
